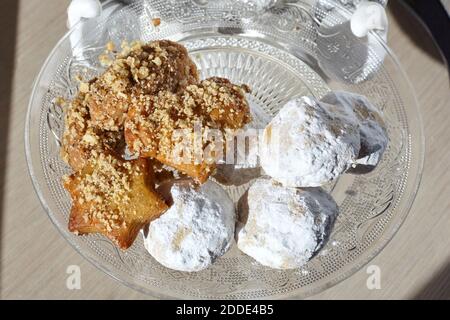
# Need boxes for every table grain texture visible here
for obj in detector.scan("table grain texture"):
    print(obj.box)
[1,0,449,300]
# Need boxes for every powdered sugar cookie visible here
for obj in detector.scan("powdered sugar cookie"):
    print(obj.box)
[260,96,361,187]
[321,91,388,169]
[236,178,338,269]
[143,179,235,272]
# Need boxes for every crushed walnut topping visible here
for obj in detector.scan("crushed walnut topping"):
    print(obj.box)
[84,40,199,131]
[54,96,67,108]
[65,153,168,248]
[74,152,135,231]
[61,91,125,172]
[106,41,115,52]
[124,77,251,162]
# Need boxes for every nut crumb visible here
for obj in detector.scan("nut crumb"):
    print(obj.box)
[99,54,113,67]
[151,17,161,27]
[152,56,162,66]
[54,97,66,108]
[106,41,115,52]
[79,82,89,93]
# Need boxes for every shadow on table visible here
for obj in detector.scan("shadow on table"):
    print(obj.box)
[389,0,445,65]
[413,261,450,300]
[0,0,19,292]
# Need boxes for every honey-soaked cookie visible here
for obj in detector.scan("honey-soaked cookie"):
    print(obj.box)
[124,77,251,183]
[184,77,252,129]
[64,152,168,249]
[61,92,125,172]
[87,40,199,130]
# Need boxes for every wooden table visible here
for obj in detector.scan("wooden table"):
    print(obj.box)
[1,0,449,300]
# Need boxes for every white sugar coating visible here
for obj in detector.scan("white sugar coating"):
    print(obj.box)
[143,180,235,272]
[236,178,338,269]
[321,91,388,167]
[260,96,361,187]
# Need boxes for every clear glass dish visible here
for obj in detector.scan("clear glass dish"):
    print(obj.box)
[25,0,424,299]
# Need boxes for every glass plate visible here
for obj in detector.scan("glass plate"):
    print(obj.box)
[25,0,424,299]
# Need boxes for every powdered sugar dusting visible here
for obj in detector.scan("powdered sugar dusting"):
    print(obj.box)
[143,180,235,272]
[236,178,338,269]
[321,91,388,168]
[260,96,361,187]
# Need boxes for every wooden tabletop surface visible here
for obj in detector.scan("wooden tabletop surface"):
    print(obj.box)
[1,0,449,300]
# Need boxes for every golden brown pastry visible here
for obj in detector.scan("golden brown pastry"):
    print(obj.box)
[86,40,199,131]
[64,152,168,249]
[186,77,251,130]
[124,77,251,183]
[61,92,125,172]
